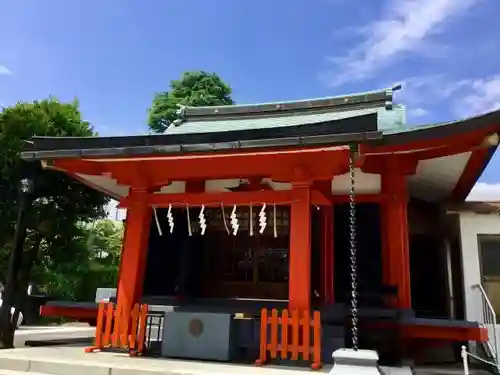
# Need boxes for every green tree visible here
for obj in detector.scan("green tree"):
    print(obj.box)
[147,71,234,133]
[0,98,109,348]
[36,219,123,302]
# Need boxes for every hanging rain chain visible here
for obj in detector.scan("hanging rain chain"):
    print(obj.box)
[348,143,359,351]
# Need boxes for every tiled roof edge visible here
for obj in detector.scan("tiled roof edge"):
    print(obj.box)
[183,85,401,120]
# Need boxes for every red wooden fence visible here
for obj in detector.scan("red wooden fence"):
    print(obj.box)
[85,302,148,356]
[255,308,322,370]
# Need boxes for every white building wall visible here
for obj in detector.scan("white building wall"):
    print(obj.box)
[458,212,500,322]
[458,211,500,356]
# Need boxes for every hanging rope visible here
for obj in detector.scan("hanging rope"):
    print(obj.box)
[221,202,230,235]
[348,143,359,351]
[249,205,254,237]
[153,205,163,236]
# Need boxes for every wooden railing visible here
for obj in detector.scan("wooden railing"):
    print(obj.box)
[255,308,322,370]
[85,302,148,356]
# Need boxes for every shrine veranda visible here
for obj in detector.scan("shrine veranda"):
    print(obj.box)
[21,86,500,366]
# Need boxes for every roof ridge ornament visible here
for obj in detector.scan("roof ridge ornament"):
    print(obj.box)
[384,84,402,110]
[171,104,187,127]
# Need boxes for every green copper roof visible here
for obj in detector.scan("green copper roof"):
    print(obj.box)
[166,86,405,135]
[165,106,406,135]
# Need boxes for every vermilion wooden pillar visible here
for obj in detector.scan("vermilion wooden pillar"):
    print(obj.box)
[381,159,411,309]
[289,185,312,311]
[116,190,152,311]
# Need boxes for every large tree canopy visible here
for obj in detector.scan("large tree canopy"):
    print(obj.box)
[0,99,108,260]
[0,98,112,348]
[147,71,234,133]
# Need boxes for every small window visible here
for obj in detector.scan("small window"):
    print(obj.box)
[479,235,500,320]
[479,235,500,279]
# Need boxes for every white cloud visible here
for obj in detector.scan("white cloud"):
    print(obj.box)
[407,107,428,118]
[0,65,11,75]
[321,0,479,87]
[396,73,500,121]
[458,75,500,115]
[467,182,500,202]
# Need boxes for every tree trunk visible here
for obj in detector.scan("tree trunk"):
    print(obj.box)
[12,233,42,327]
[0,184,31,349]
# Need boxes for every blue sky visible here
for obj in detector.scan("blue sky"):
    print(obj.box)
[1,0,499,202]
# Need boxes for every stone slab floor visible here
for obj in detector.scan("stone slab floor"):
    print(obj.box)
[0,345,491,375]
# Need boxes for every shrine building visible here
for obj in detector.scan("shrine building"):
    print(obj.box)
[21,86,500,368]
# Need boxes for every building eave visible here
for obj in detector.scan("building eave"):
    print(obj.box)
[21,113,380,160]
[20,107,500,204]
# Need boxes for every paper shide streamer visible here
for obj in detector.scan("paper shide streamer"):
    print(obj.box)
[259,203,267,234]
[167,204,174,233]
[230,205,239,236]
[198,204,206,235]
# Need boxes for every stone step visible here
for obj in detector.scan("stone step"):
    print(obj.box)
[414,366,493,375]
[0,351,326,375]
[0,371,50,375]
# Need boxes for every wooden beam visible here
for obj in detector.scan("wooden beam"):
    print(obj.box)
[450,147,494,202]
[54,148,351,185]
[118,189,390,208]
[360,126,498,155]
[120,190,298,208]
[362,155,418,175]
[185,180,206,193]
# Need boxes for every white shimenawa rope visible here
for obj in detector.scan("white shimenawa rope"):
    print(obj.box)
[462,346,499,369]
[153,206,163,236]
[220,202,230,234]
[273,202,277,238]
[249,205,254,236]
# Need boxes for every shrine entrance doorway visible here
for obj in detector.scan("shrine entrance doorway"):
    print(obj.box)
[142,206,292,301]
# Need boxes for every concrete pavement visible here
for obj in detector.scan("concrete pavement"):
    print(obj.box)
[0,345,332,375]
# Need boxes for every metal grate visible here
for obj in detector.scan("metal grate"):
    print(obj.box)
[144,311,164,357]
